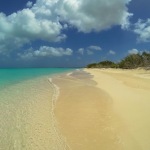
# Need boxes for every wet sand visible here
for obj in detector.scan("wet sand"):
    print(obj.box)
[54,69,150,150]
[0,76,69,150]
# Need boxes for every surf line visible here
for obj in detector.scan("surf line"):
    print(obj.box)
[48,78,72,150]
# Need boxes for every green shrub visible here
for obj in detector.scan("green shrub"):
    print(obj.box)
[86,52,150,69]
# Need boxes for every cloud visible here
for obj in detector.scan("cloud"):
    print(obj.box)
[78,48,84,55]
[109,50,116,55]
[87,45,101,55]
[88,46,102,51]
[0,0,132,55]
[134,19,150,42]
[78,46,101,55]
[18,46,73,60]
[0,1,66,54]
[128,49,139,54]
[57,0,132,32]
[26,1,33,8]
[128,48,150,55]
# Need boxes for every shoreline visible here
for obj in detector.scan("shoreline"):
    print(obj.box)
[53,68,150,150]
[0,73,71,150]
[48,78,71,150]
[53,70,126,150]
[1,68,149,149]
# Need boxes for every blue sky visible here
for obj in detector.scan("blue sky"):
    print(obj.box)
[0,0,150,68]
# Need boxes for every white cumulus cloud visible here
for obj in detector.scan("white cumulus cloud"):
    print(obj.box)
[0,0,132,55]
[109,50,116,55]
[128,49,139,54]
[87,45,102,55]
[134,19,150,42]
[78,48,84,55]
[128,49,150,55]
[0,1,65,54]
[57,0,132,32]
[18,46,73,60]
[26,1,33,8]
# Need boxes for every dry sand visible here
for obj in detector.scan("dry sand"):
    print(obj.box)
[54,69,150,150]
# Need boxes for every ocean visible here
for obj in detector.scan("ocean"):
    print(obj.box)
[0,68,73,150]
[0,68,73,90]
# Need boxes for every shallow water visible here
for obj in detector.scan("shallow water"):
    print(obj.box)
[0,68,73,150]
[0,68,73,90]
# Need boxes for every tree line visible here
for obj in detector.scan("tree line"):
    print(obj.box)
[86,52,150,69]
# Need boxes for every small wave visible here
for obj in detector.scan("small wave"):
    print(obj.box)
[66,72,73,77]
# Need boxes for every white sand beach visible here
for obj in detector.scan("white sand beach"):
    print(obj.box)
[54,69,150,150]
[1,69,149,150]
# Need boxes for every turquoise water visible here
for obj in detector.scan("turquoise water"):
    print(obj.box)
[0,68,73,89]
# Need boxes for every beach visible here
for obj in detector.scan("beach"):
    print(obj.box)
[54,68,150,150]
[0,68,72,150]
[0,0,149,149]
[0,68,150,150]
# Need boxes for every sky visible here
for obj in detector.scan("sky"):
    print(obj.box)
[0,0,150,68]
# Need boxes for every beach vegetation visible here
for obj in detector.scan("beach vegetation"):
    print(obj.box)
[87,60,118,68]
[119,54,143,69]
[97,61,118,68]
[87,63,98,68]
[87,52,150,69]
